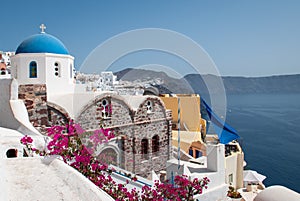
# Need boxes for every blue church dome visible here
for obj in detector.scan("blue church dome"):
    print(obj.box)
[16,33,69,55]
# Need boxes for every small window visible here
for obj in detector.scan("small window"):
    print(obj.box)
[189,148,194,157]
[146,100,153,113]
[6,149,18,158]
[132,137,136,154]
[196,150,202,158]
[118,136,126,151]
[29,61,37,78]
[141,138,148,159]
[70,64,73,78]
[102,99,108,106]
[229,174,233,184]
[54,62,61,77]
[152,135,159,153]
[99,99,112,119]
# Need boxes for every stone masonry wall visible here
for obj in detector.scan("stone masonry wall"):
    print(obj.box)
[75,95,172,178]
[76,95,132,130]
[133,97,171,177]
[76,95,135,172]
[18,85,70,134]
[47,102,70,126]
[18,84,48,128]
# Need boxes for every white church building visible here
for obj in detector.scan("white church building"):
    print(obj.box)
[10,24,75,96]
[1,24,173,179]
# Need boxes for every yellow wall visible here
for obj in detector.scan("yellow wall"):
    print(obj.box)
[160,94,205,132]
[160,96,179,122]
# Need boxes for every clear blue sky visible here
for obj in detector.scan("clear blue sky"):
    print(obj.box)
[1,0,300,77]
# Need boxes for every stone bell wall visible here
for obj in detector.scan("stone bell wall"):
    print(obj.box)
[18,84,69,134]
[18,84,48,128]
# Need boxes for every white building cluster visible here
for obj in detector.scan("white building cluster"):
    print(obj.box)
[0,51,14,78]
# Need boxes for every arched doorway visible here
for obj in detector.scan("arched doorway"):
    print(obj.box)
[97,147,119,166]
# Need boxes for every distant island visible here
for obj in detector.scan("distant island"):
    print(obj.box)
[115,68,300,95]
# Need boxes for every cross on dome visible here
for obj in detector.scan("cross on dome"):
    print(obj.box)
[40,24,46,33]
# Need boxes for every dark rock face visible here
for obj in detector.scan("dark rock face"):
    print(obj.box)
[116,68,300,95]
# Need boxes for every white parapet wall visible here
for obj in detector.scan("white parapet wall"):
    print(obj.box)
[0,79,43,135]
[0,79,46,149]
[167,143,228,201]
[0,127,25,159]
[0,157,114,201]
[0,79,21,129]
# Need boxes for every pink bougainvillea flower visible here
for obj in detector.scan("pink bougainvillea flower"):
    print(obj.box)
[20,135,33,145]
[20,122,209,200]
[73,124,86,135]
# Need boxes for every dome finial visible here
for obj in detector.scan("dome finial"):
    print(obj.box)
[39,24,46,33]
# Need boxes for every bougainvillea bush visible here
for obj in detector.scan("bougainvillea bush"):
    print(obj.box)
[20,122,209,200]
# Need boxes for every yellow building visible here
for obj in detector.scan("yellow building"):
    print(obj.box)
[160,94,206,133]
[160,93,244,189]
[160,94,206,156]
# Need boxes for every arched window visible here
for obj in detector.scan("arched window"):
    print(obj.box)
[152,135,159,153]
[118,136,126,151]
[146,100,153,113]
[132,137,136,154]
[141,138,148,159]
[6,149,17,158]
[29,61,37,78]
[99,98,112,119]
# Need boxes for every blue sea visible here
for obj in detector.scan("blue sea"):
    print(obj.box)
[224,93,300,193]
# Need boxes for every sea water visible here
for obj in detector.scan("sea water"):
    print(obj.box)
[225,93,300,192]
